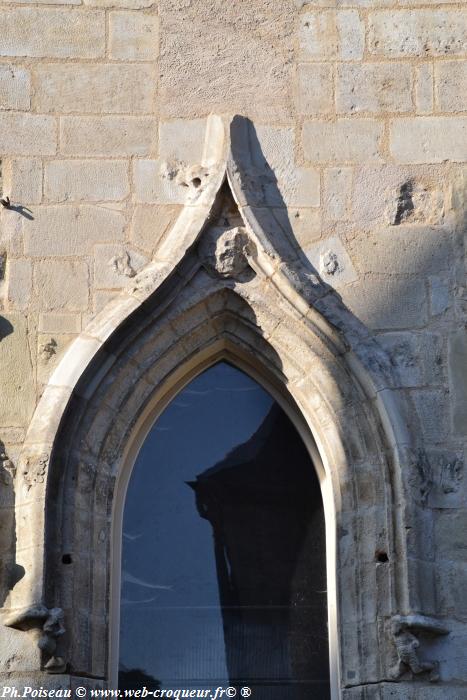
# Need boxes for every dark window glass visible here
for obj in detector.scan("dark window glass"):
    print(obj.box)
[119,362,330,698]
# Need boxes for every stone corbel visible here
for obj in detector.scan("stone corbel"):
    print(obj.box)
[390,614,449,683]
[3,604,66,673]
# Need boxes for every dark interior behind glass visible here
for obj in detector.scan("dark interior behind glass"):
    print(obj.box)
[119,362,330,698]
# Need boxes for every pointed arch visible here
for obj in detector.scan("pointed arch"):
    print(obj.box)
[2,114,425,694]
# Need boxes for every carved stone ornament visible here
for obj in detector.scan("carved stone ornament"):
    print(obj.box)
[199,225,251,279]
[3,604,66,674]
[22,453,49,489]
[390,614,449,683]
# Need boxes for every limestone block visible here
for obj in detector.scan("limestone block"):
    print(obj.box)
[448,329,467,436]
[109,11,158,61]
[336,63,413,114]
[37,333,76,384]
[351,164,449,230]
[429,275,450,316]
[33,260,88,311]
[297,63,333,115]
[299,11,337,60]
[0,313,35,424]
[7,259,32,310]
[0,65,30,110]
[45,160,130,202]
[0,208,22,255]
[415,63,434,114]
[341,273,428,329]
[34,63,154,114]
[378,332,444,388]
[0,625,41,674]
[2,158,42,204]
[305,235,358,288]
[390,118,467,164]
[85,0,156,8]
[368,10,467,58]
[302,119,383,163]
[435,61,467,113]
[131,204,181,253]
[323,167,352,221]
[337,9,364,60]
[39,313,81,334]
[133,158,186,204]
[0,113,56,155]
[60,116,156,156]
[159,118,207,164]
[412,389,450,442]
[93,243,147,288]
[159,0,294,122]
[0,8,105,58]
[272,207,321,250]
[252,125,320,207]
[24,206,125,256]
[435,510,467,563]
[347,225,452,276]
[436,560,467,617]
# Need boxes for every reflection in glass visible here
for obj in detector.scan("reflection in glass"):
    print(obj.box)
[119,362,330,698]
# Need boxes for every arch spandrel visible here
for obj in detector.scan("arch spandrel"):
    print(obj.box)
[1,114,443,695]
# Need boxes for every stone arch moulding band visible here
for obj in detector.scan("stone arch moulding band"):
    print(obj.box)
[1,114,446,692]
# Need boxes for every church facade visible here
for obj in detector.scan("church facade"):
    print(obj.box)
[0,1,466,698]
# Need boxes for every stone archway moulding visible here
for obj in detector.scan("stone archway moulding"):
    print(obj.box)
[1,115,448,693]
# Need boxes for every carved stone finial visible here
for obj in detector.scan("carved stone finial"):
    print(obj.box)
[389,615,449,683]
[4,604,66,674]
[200,225,251,279]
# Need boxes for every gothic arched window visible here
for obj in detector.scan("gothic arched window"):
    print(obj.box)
[118,361,330,698]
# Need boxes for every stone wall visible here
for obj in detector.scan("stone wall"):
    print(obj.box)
[0,0,465,696]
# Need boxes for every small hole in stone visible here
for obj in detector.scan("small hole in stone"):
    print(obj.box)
[192,177,202,188]
[375,551,389,563]
[62,554,72,565]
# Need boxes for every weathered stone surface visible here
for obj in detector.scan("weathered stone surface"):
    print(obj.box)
[298,63,333,115]
[305,235,358,288]
[369,10,467,57]
[347,225,452,276]
[0,8,105,58]
[351,164,450,230]
[390,118,467,164]
[0,65,30,110]
[337,9,364,60]
[34,63,155,114]
[33,260,88,311]
[7,259,32,310]
[336,63,412,114]
[24,206,125,256]
[2,158,42,204]
[45,160,130,202]
[272,206,321,249]
[39,313,81,334]
[299,10,337,59]
[159,0,294,122]
[341,273,428,329]
[412,389,450,443]
[436,61,467,113]
[84,0,153,7]
[378,332,444,388]
[0,313,35,424]
[60,116,156,156]
[109,11,158,61]
[448,329,467,436]
[302,119,383,163]
[323,167,352,221]
[415,63,434,114]
[159,118,207,164]
[133,158,186,204]
[131,204,181,253]
[0,113,56,155]
[93,244,147,288]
